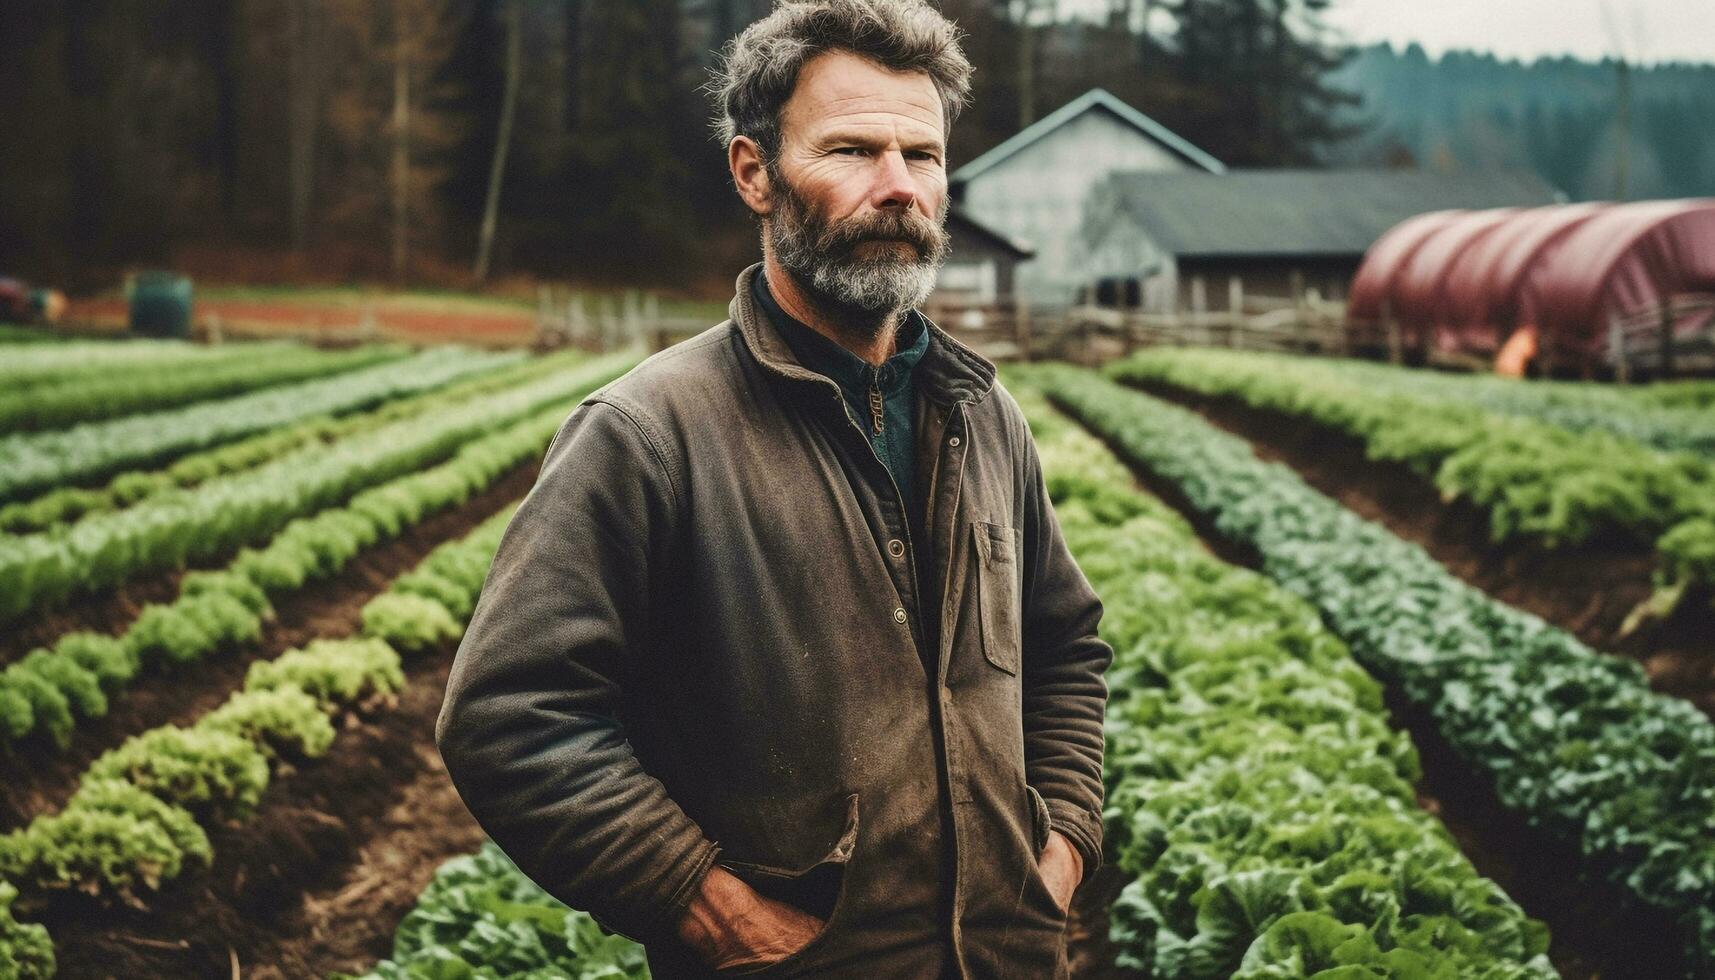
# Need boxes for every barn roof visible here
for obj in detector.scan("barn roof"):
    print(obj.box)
[948,206,1035,258]
[951,88,1226,184]
[1091,168,1562,259]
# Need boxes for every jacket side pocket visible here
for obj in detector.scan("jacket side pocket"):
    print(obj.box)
[715,793,860,976]
[973,520,1021,675]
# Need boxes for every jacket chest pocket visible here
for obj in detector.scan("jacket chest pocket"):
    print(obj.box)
[972,520,1021,675]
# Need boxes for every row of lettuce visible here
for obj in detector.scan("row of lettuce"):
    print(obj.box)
[1039,364,1715,974]
[1243,352,1715,458]
[1110,348,1715,618]
[0,342,413,434]
[3,337,297,391]
[0,352,632,754]
[0,353,631,623]
[0,345,524,502]
[0,347,574,536]
[342,378,1557,979]
[0,495,521,978]
[1014,379,1553,978]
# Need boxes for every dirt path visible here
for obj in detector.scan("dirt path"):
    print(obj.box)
[1130,379,1715,719]
[0,462,537,832]
[67,298,537,346]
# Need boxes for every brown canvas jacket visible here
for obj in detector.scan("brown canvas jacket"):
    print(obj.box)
[436,263,1112,979]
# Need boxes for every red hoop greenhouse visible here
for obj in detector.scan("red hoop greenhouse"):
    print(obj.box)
[1347,199,1715,371]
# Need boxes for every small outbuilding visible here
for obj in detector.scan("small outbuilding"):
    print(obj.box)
[926,207,1036,354]
[951,88,1225,310]
[1081,168,1560,315]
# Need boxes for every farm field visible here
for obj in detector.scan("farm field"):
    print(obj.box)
[0,335,1711,980]
[56,288,731,348]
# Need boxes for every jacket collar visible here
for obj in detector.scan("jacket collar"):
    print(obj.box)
[727,262,996,408]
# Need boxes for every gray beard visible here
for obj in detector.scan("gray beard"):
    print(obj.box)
[766,172,950,329]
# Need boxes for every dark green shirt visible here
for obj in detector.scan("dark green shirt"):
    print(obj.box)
[752,268,930,520]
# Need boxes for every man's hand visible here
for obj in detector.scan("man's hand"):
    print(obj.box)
[676,865,826,971]
[1038,829,1083,915]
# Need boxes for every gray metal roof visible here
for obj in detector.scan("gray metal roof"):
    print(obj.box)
[1090,168,1563,258]
[952,88,1226,184]
[948,206,1035,258]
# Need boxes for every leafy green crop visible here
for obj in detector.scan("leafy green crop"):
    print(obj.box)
[1009,372,1554,978]
[246,638,405,708]
[0,356,633,753]
[1109,349,1715,614]
[361,594,464,656]
[1041,365,1715,975]
[85,727,271,821]
[0,476,521,939]
[0,348,588,536]
[349,843,650,980]
[361,504,515,655]
[0,344,407,434]
[0,346,518,503]
[199,687,336,760]
[0,352,634,622]
[0,879,53,979]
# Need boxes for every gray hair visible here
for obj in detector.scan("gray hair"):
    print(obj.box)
[708,0,973,158]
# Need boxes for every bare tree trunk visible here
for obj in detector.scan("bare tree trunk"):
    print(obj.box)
[287,0,322,254]
[391,2,411,284]
[473,0,522,282]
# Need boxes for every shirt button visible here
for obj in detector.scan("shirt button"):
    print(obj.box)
[887,539,905,558]
[893,607,908,624]
[949,436,961,447]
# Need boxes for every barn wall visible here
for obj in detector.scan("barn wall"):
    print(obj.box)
[934,219,1023,303]
[957,109,1196,309]
[1083,217,1177,311]
[1175,256,1358,309]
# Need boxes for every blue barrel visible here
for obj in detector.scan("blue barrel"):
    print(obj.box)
[128,271,194,337]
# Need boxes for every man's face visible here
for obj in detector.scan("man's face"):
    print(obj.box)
[766,50,951,324]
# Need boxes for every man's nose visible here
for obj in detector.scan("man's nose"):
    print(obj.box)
[870,150,919,211]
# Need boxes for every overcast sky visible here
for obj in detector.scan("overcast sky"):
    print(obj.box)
[1319,0,1715,64]
[1060,0,1715,65]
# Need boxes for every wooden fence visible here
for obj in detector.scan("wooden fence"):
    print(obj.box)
[1607,294,1715,381]
[533,286,708,353]
[1046,292,1346,365]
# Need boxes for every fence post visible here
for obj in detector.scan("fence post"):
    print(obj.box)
[359,303,379,343]
[1382,297,1402,364]
[1659,300,1676,379]
[1609,312,1630,383]
[1014,301,1032,361]
[1227,277,1243,349]
[623,290,642,347]
[570,294,587,346]
[1190,276,1207,346]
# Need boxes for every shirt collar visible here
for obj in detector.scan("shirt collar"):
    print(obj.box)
[752,267,929,397]
[726,262,995,408]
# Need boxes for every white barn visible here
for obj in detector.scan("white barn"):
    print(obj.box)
[949,88,1224,310]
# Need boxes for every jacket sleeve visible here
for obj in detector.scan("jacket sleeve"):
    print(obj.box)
[436,396,718,943]
[1018,430,1112,881]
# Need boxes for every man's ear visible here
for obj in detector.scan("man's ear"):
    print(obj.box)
[729,135,773,216]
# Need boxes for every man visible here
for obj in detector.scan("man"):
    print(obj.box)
[436,2,1111,976]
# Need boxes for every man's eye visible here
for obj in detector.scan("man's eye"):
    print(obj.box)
[832,147,865,156]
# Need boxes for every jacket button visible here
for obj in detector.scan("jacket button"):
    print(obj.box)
[887,539,905,558]
[948,436,961,447]
[893,607,908,624]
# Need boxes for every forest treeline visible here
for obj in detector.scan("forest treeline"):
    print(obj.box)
[0,1,1702,292]
[1331,43,1715,203]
